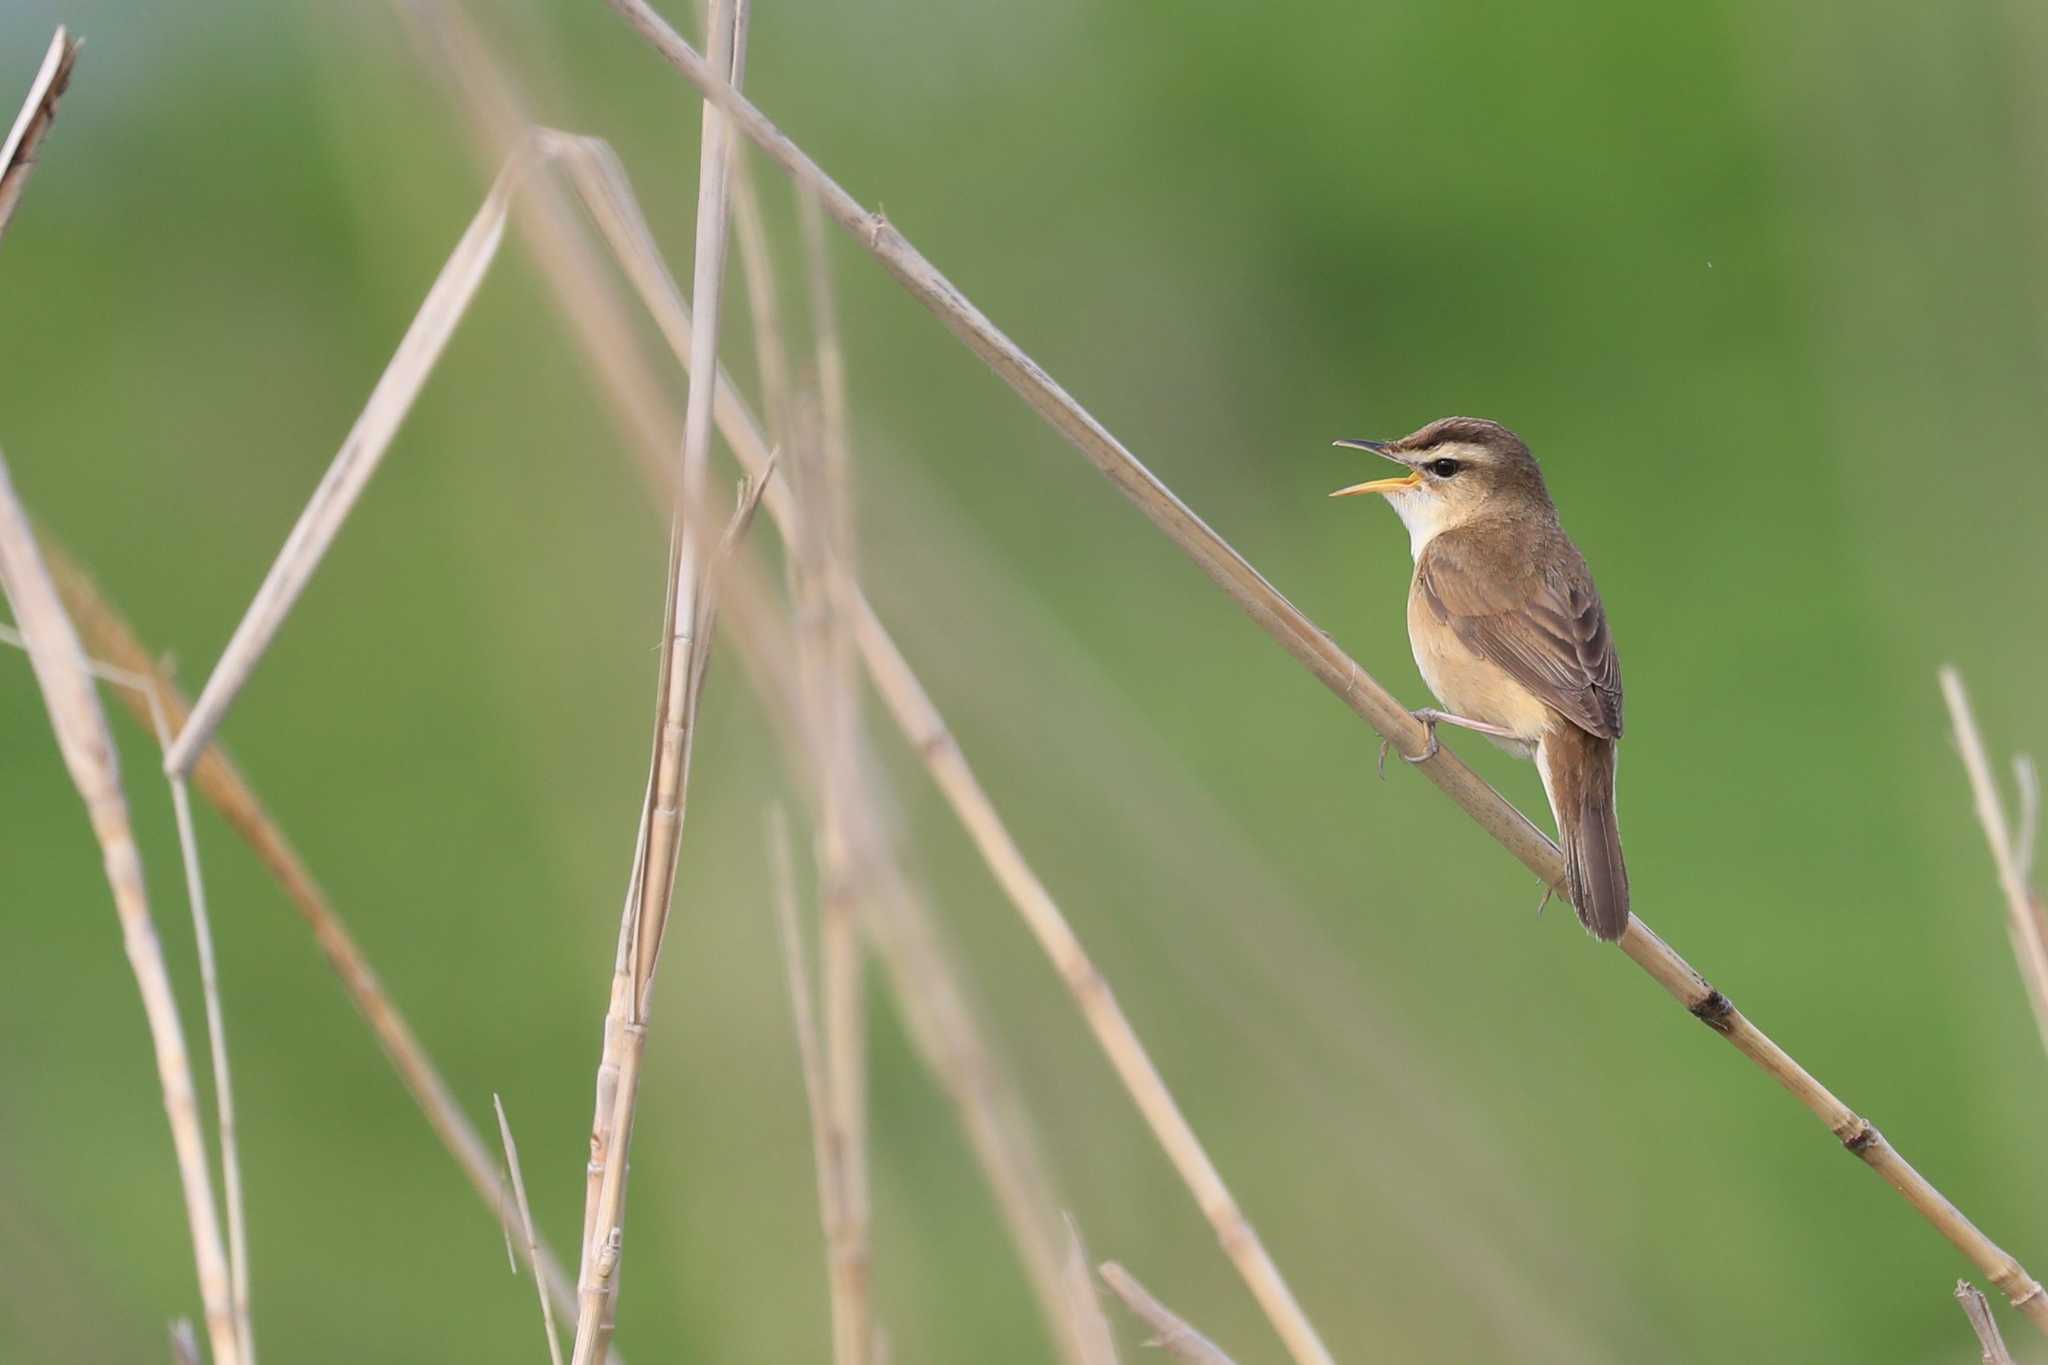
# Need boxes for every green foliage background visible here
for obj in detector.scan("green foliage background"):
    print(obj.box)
[2,1,2045,1360]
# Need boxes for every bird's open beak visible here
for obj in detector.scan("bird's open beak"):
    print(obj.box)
[1328,439,1423,498]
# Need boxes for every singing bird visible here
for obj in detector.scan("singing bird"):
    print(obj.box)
[1331,416,1629,941]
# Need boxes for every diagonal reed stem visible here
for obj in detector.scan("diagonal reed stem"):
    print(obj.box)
[791,190,873,1365]
[765,806,866,1365]
[496,1095,567,1365]
[1940,667,2048,1061]
[1098,1262,1239,1365]
[162,164,520,777]
[36,539,599,1355]
[4,617,256,1364]
[1957,1279,2018,1365]
[0,456,242,1365]
[596,0,2048,1336]
[571,1,751,1359]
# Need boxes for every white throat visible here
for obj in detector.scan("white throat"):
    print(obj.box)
[1384,489,1453,561]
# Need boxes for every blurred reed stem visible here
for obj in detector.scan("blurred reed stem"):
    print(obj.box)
[1060,1218,1123,1365]
[791,187,875,1365]
[766,807,867,1365]
[1098,1262,1239,1365]
[0,457,241,1365]
[495,1096,567,1365]
[573,0,752,1354]
[1939,667,2048,1060]
[1957,1280,2017,1365]
[37,539,597,1353]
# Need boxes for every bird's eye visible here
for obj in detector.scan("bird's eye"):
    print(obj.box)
[1428,458,1462,478]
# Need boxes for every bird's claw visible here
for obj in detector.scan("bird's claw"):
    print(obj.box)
[1405,709,1441,763]
[1378,709,1442,778]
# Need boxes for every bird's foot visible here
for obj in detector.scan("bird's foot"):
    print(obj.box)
[1377,708,1449,777]
[1535,882,1556,916]
[1378,707,1518,777]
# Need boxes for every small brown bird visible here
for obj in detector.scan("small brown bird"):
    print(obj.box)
[1331,416,1629,941]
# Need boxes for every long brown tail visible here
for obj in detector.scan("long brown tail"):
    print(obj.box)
[1537,726,1629,941]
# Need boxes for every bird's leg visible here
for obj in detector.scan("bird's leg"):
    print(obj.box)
[1378,707,1522,776]
[1393,707,1521,767]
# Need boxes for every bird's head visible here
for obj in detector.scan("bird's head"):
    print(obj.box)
[1329,416,1552,555]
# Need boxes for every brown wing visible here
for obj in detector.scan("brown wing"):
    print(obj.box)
[1417,525,1623,740]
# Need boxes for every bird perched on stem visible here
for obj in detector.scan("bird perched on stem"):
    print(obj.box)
[1331,416,1629,941]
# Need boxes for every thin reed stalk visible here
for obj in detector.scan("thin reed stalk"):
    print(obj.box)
[857,574,1330,1365]
[166,767,253,1364]
[791,189,873,1365]
[571,456,772,1365]
[38,540,597,1350]
[1957,1280,2017,1365]
[1098,1263,1239,1365]
[0,455,241,1365]
[0,28,79,245]
[496,1096,567,1365]
[766,806,865,1364]
[1939,667,2048,1060]
[1061,1218,1122,1365]
[712,544,1099,1365]
[597,3,2048,1332]
[570,0,750,1357]
[162,161,521,777]
[0,617,254,1363]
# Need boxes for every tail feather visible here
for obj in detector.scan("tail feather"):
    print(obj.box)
[1537,727,1629,942]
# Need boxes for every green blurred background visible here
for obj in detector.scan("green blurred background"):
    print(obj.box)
[3,0,2046,1360]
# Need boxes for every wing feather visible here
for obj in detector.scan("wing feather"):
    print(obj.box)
[1417,526,1623,740]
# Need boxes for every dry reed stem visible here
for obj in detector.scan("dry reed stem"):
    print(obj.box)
[1939,667,2048,1060]
[37,541,598,1349]
[0,28,79,246]
[571,462,772,1365]
[2016,758,2040,896]
[0,456,240,1365]
[162,160,521,777]
[705,50,870,1343]
[716,548,1099,1365]
[1957,1280,2017,1365]
[619,0,749,1011]
[167,768,254,1365]
[1061,1218,1122,1365]
[767,805,867,1364]
[792,187,873,1365]
[691,0,793,451]
[599,2,2048,1333]
[1098,1263,1238,1365]
[495,1095,567,1365]
[855,580,1329,1363]
[484,121,1089,1362]
[0,619,253,1361]
[571,2,749,1357]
